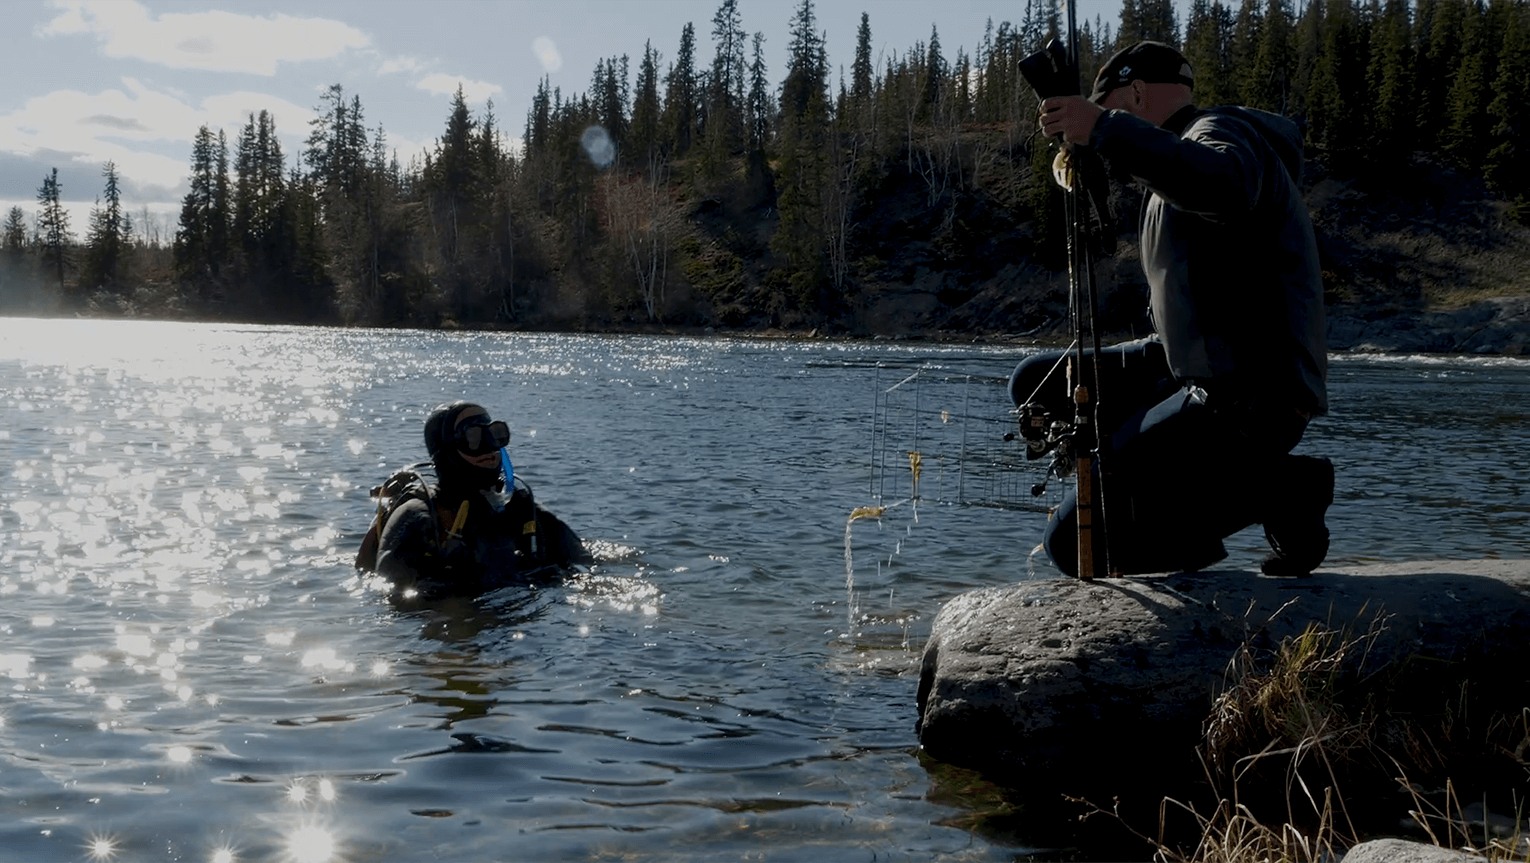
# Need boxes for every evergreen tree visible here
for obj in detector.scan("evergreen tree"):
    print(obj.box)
[1485,0,1530,215]
[924,25,946,115]
[1362,0,1413,158]
[664,23,700,156]
[1230,0,1264,104]
[3,206,25,252]
[425,86,482,318]
[1245,0,1294,112]
[1118,0,1144,45]
[1138,0,1181,42]
[707,0,747,159]
[852,12,874,106]
[210,130,231,275]
[630,43,662,165]
[1290,0,1325,119]
[772,0,833,308]
[36,168,71,294]
[1442,0,1497,168]
[1307,0,1367,160]
[81,161,131,293]
[747,32,772,153]
[174,125,221,290]
[1185,0,1235,106]
[1415,0,1464,151]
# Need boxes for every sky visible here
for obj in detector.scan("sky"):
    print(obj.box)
[0,0,1133,239]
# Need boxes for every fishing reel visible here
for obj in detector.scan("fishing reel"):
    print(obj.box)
[1014,401,1077,497]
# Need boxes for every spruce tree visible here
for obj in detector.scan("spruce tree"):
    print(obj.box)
[772,0,832,308]
[852,12,874,107]
[81,161,131,293]
[1230,0,1264,105]
[1415,0,1464,151]
[664,23,699,157]
[1442,1,1496,169]
[3,206,25,253]
[36,168,70,295]
[630,43,662,165]
[747,32,772,154]
[1290,0,1325,119]
[1365,0,1414,158]
[1246,0,1294,112]
[1484,0,1530,217]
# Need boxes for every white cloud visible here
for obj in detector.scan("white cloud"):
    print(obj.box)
[532,36,562,73]
[0,78,313,197]
[40,0,370,75]
[414,74,503,104]
[377,55,429,76]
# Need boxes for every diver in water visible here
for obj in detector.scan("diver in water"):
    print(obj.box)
[356,401,588,598]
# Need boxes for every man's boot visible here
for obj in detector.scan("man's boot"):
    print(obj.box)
[1260,456,1334,577]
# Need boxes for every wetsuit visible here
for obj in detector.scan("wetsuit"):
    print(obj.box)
[370,401,587,598]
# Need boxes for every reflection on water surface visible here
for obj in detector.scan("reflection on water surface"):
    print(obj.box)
[2,318,1528,861]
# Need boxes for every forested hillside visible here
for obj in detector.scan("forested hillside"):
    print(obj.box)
[2,0,1527,339]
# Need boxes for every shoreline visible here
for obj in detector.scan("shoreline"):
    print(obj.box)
[7,294,1528,358]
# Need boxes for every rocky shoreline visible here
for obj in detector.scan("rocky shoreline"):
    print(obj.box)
[1326,296,1530,356]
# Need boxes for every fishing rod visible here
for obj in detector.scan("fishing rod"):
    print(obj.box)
[1018,0,1113,579]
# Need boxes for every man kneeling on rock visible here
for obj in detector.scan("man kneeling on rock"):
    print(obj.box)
[1013,41,1334,578]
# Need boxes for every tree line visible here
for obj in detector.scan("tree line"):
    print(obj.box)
[2,0,1526,328]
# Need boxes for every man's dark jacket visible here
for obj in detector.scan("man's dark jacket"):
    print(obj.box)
[1091,103,1327,417]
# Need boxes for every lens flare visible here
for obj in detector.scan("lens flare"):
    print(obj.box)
[285,825,335,863]
[581,126,615,168]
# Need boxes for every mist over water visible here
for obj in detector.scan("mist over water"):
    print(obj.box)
[2,318,1526,861]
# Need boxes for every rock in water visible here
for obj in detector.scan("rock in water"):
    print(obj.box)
[915,560,1530,794]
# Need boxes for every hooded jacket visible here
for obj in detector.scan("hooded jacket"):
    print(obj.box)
[1090,104,1327,417]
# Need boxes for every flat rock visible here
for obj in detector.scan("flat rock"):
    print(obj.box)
[1342,838,1481,863]
[915,560,1530,791]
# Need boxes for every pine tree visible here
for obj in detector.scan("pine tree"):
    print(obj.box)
[1308,0,1367,160]
[1484,0,1530,216]
[852,12,874,107]
[707,0,747,160]
[81,161,131,293]
[631,43,662,165]
[664,23,699,157]
[1245,0,1294,112]
[772,0,833,308]
[36,168,71,295]
[924,25,946,116]
[1442,0,1496,169]
[1138,0,1181,42]
[1414,0,1464,151]
[747,32,772,153]
[1365,0,1413,157]
[174,125,218,289]
[1118,0,1144,45]
[1230,0,1264,104]
[1290,0,1325,119]
[3,207,25,253]
[1185,0,1235,106]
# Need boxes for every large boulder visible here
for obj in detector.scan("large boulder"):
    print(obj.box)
[915,560,1530,793]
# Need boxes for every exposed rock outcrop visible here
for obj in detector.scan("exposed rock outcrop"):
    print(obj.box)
[915,560,1530,794]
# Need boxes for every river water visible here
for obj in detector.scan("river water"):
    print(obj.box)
[2,318,1527,862]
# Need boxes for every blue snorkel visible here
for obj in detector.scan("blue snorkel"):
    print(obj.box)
[500,446,514,489]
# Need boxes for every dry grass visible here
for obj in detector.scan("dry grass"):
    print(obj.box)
[1072,616,1530,863]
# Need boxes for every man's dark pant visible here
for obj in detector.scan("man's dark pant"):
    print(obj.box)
[1009,338,1309,576]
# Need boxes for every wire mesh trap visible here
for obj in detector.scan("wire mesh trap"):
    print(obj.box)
[866,365,1061,514]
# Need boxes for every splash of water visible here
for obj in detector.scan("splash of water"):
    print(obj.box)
[843,500,913,636]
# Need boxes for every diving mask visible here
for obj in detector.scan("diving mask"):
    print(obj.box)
[453,418,510,455]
